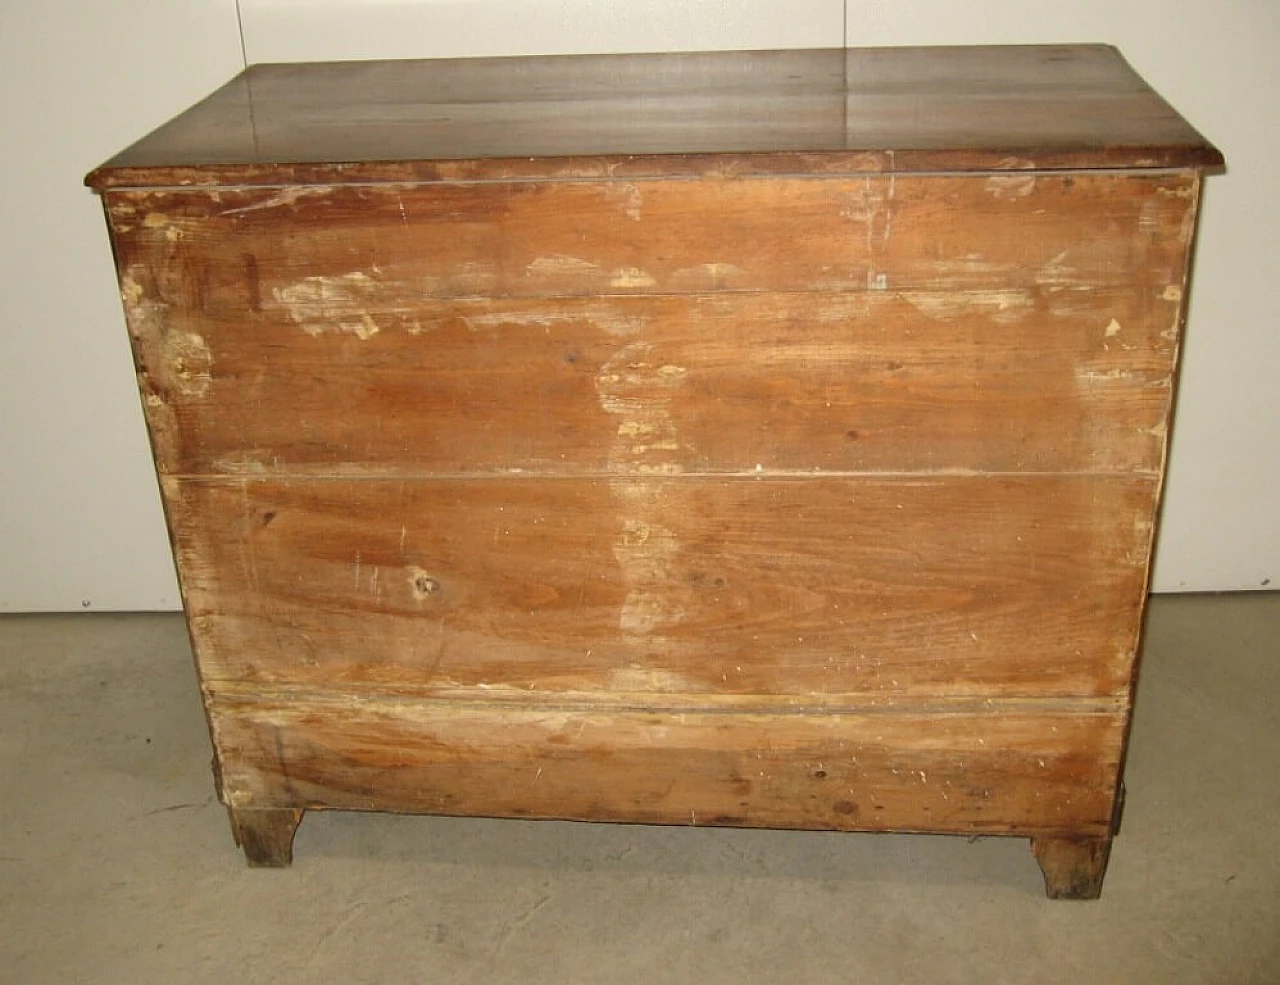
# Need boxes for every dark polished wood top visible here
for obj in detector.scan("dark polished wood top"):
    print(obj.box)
[87,44,1222,189]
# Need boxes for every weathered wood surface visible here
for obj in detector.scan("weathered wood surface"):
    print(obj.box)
[212,692,1123,837]
[168,475,1156,698]
[84,45,1222,189]
[117,287,1182,479]
[107,172,1195,300]
[106,172,1194,477]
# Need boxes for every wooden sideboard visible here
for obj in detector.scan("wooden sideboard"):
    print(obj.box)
[87,44,1221,897]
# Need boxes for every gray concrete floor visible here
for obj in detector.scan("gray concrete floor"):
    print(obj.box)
[1,595,1276,984]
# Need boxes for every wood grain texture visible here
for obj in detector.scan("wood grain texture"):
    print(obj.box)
[84,45,1222,189]
[167,475,1156,699]
[106,171,1194,477]
[107,171,1196,300]
[211,692,1123,837]
[116,287,1183,479]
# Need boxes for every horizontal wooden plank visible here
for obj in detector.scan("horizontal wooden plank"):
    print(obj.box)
[124,286,1181,478]
[110,172,1194,479]
[107,172,1196,307]
[210,691,1123,837]
[169,475,1155,698]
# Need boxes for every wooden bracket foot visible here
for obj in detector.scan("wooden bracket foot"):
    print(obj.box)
[227,807,304,868]
[1030,836,1112,900]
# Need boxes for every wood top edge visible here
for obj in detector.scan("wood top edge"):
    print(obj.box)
[85,147,1224,192]
[85,44,1224,191]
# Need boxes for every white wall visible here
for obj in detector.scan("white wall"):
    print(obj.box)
[0,0,1273,610]
[0,1,245,612]
[237,0,843,61]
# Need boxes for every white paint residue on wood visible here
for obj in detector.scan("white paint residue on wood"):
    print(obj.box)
[606,183,644,220]
[120,273,145,306]
[526,254,601,280]
[1156,182,1194,199]
[163,331,212,396]
[843,175,895,291]
[609,666,701,693]
[985,174,1037,199]
[994,157,1037,171]
[142,212,185,241]
[273,272,383,339]
[609,267,658,289]
[596,341,691,649]
[906,289,1034,325]
[1076,367,1135,384]
[461,302,646,337]
[669,262,748,291]
[614,515,683,636]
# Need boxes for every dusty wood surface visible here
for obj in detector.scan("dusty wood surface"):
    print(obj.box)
[167,474,1157,699]
[1030,835,1113,899]
[213,693,1123,838]
[85,45,1221,189]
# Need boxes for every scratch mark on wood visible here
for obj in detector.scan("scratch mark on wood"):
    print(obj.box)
[1037,250,1076,288]
[218,186,330,217]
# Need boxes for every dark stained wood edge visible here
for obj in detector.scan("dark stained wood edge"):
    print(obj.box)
[1030,835,1113,899]
[227,806,304,867]
[85,145,1224,191]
